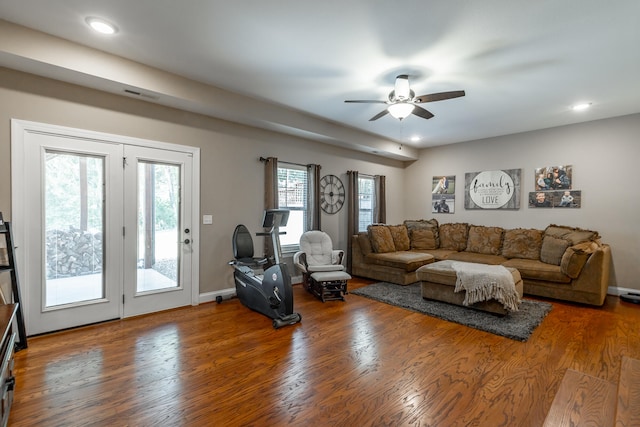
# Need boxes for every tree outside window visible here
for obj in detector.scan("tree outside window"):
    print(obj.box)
[358,176,374,232]
[277,166,307,250]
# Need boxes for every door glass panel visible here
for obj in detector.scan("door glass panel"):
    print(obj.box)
[137,161,180,293]
[45,151,105,307]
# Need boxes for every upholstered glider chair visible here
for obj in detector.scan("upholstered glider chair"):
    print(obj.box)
[293,230,350,302]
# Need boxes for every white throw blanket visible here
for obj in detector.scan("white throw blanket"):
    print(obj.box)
[451,262,521,312]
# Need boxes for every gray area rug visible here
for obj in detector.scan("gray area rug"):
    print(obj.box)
[351,282,552,342]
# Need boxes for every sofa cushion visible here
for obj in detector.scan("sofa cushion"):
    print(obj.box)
[357,232,373,256]
[446,251,507,265]
[410,229,438,250]
[545,224,599,245]
[465,225,504,255]
[439,223,469,251]
[502,258,572,283]
[404,219,439,247]
[368,225,396,253]
[388,225,411,251]
[540,235,571,265]
[560,241,598,278]
[502,228,543,260]
[412,248,458,261]
[365,252,434,272]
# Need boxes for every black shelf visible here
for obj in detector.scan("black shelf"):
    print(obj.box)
[0,222,28,351]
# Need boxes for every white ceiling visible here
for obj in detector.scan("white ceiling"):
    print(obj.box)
[1,0,639,158]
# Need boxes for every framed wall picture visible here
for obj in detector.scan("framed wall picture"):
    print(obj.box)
[534,165,573,191]
[431,175,455,214]
[464,169,521,210]
[529,190,581,208]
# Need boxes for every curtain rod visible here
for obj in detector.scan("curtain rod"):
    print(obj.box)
[348,170,375,178]
[259,157,312,168]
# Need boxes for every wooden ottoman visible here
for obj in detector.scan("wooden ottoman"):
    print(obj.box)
[416,260,523,315]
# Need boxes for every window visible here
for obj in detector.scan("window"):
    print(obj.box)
[277,164,308,251]
[358,175,374,232]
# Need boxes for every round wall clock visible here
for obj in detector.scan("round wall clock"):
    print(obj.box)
[320,174,345,214]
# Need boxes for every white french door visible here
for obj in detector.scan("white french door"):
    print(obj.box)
[11,120,199,335]
[122,145,193,317]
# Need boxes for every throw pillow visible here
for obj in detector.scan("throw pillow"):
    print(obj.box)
[502,228,543,260]
[545,224,599,245]
[465,225,504,255]
[540,235,571,265]
[368,225,396,253]
[388,225,411,251]
[560,241,598,278]
[439,223,469,251]
[410,229,438,250]
[404,219,439,247]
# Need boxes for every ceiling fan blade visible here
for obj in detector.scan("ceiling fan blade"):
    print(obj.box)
[414,90,466,103]
[344,100,388,104]
[369,109,389,121]
[412,106,434,120]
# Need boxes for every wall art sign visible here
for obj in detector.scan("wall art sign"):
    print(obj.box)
[464,169,521,210]
[431,175,455,214]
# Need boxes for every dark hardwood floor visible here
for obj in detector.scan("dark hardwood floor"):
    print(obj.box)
[9,278,640,426]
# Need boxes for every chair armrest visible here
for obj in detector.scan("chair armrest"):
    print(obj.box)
[332,249,345,266]
[293,251,308,273]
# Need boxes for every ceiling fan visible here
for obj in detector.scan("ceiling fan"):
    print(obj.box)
[345,74,465,121]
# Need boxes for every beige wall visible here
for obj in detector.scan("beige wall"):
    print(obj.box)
[405,113,640,291]
[0,67,405,295]
[2,66,638,296]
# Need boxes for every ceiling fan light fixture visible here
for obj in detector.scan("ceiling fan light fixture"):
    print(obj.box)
[388,103,415,120]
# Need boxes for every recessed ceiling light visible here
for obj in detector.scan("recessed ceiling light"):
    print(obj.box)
[86,17,118,35]
[410,136,421,142]
[572,102,591,111]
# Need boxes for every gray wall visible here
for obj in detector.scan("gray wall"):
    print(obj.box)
[405,113,640,291]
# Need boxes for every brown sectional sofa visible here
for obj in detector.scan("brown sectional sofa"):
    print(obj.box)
[351,219,611,306]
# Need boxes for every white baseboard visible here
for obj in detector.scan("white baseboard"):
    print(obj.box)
[202,282,632,303]
[608,286,639,296]
[199,287,236,304]
[198,276,303,304]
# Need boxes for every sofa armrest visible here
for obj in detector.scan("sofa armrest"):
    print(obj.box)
[569,244,611,304]
[332,249,345,266]
[351,235,366,272]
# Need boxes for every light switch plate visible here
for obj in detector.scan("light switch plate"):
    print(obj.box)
[202,214,213,225]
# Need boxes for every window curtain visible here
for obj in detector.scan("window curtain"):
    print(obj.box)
[346,170,359,273]
[306,164,321,231]
[373,175,386,224]
[263,156,278,256]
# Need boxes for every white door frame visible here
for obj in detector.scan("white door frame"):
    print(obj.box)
[11,119,200,335]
